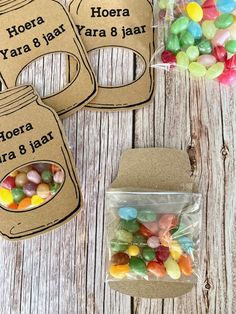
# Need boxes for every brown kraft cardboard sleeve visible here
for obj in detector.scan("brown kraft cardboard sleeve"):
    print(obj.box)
[69,0,155,111]
[0,85,82,240]
[108,148,197,298]
[0,0,98,118]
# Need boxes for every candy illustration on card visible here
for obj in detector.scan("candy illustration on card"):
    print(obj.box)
[0,0,97,118]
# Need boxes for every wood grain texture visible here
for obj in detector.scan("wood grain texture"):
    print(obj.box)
[0,0,236,313]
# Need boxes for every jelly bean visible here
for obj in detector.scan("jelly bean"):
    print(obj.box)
[53,171,64,184]
[129,257,147,276]
[31,195,44,206]
[0,188,13,206]
[186,2,203,22]
[33,163,50,173]
[170,16,190,34]
[142,247,155,261]
[128,245,140,256]
[50,182,60,194]
[120,219,140,233]
[225,55,236,69]
[202,20,217,39]
[41,170,53,183]
[132,234,147,246]
[147,261,166,278]
[215,13,234,29]
[218,69,236,84]
[178,254,193,276]
[164,257,181,280]
[178,236,194,254]
[51,164,61,173]
[216,0,236,14]
[27,170,41,184]
[111,253,130,265]
[188,62,207,77]
[198,40,212,54]
[187,21,203,39]
[180,31,195,49]
[118,207,137,220]
[147,236,160,248]
[140,224,155,237]
[156,245,170,262]
[170,240,183,261]
[116,229,133,243]
[111,239,128,252]
[142,221,159,235]
[213,46,227,61]
[198,54,217,67]
[18,197,32,210]
[8,203,18,210]
[159,229,172,246]
[159,214,178,231]
[1,176,16,190]
[10,170,18,177]
[206,62,225,79]
[167,34,181,54]
[15,173,28,187]
[161,50,177,67]
[212,29,230,46]
[109,264,130,279]
[225,40,236,53]
[12,188,25,203]
[186,46,200,61]
[202,0,220,20]
[36,183,50,199]
[23,182,37,197]
[137,210,156,222]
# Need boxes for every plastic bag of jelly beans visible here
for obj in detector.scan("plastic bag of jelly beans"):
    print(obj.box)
[151,0,236,85]
[106,191,202,283]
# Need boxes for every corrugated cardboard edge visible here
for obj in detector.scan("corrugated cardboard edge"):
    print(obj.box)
[109,148,197,298]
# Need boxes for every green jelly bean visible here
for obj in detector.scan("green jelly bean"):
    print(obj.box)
[186,46,200,61]
[12,188,25,204]
[171,16,190,35]
[164,257,181,279]
[120,219,140,233]
[111,239,128,253]
[202,20,217,40]
[142,247,155,261]
[50,182,60,194]
[132,234,147,246]
[180,31,195,48]
[166,34,180,54]
[188,62,207,77]
[176,51,190,70]
[42,170,53,183]
[215,14,234,29]
[206,62,225,80]
[198,40,212,54]
[225,40,236,53]
[137,210,156,222]
[116,229,133,243]
[129,257,147,276]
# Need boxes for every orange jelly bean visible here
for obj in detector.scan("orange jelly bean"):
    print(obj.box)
[147,261,166,278]
[178,254,193,276]
[18,197,32,210]
[8,203,18,210]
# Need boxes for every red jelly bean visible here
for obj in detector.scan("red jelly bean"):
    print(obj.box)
[202,0,219,20]
[218,69,236,85]
[161,50,176,67]
[156,245,170,262]
[213,46,227,62]
[1,176,16,190]
[225,55,236,70]
[147,261,166,278]
[140,224,154,238]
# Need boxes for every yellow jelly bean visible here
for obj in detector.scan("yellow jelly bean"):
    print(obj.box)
[164,257,181,280]
[170,240,183,261]
[128,245,140,256]
[188,62,207,77]
[0,188,13,206]
[109,264,130,279]
[31,195,44,206]
[186,2,203,22]
[206,62,225,80]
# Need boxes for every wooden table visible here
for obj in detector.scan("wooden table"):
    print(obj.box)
[0,0,235,313]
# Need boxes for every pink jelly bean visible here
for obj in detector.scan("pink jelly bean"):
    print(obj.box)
[147,236,160,249]
[202,0,219,20]
[1,176,16,190]
[212,30,230,47]
[218,69,236,85]
[27,170,41,184]
[198,54,216,67]
[213,46,227,62]
[225,55,236,70]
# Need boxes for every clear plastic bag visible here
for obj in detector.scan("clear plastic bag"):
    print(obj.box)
[151,0,236,85]
[106,190,202,284]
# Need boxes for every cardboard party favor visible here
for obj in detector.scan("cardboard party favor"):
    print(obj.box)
[108,148,197,298]
[69,0,155,111]
[0,0,97,119]
[0,85,82,240]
